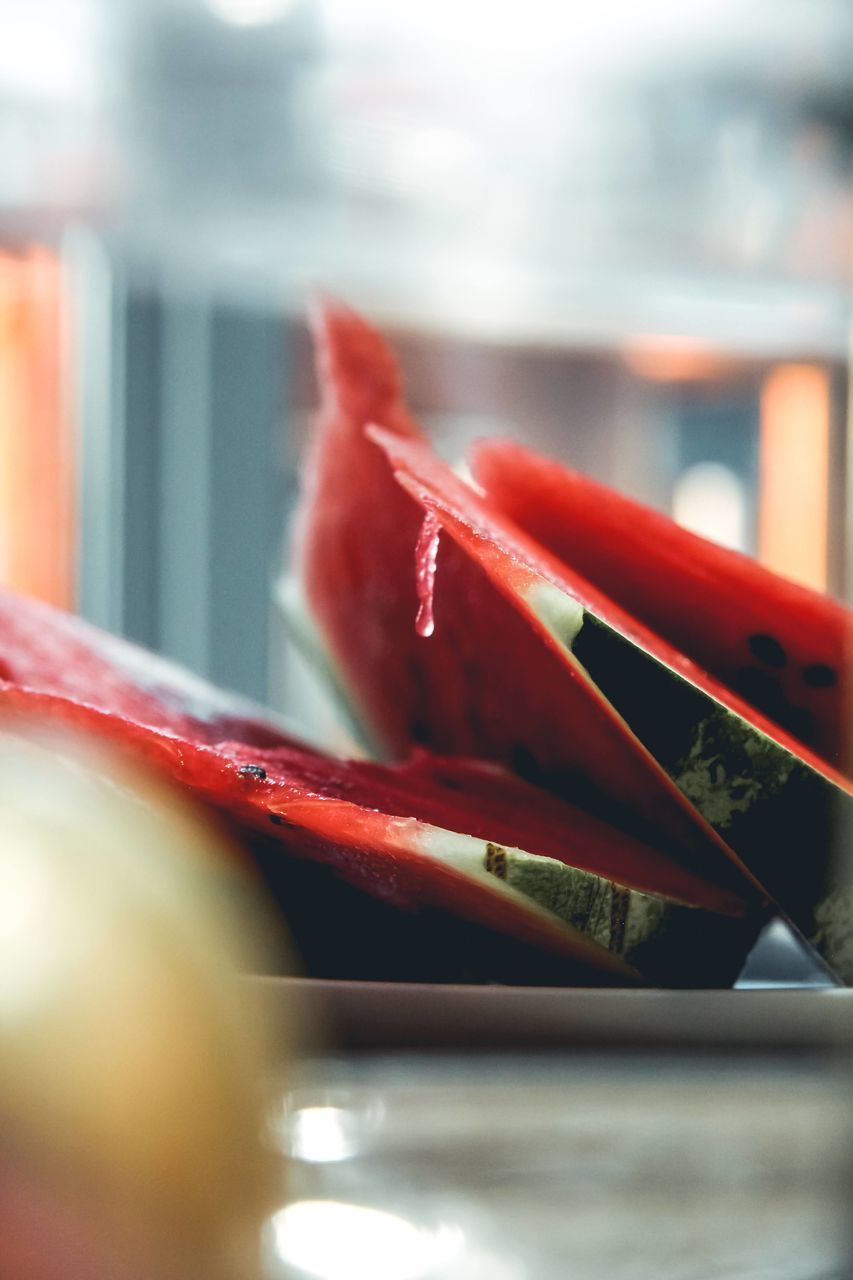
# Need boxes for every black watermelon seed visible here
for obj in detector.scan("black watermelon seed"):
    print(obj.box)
[802,663,837,689]
[269,813,289,826]
[239,764,267,780]
[747,633,787,668]
[410,719,429,744]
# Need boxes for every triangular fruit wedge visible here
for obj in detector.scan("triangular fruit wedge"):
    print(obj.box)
[295,303,754,892]
[371,426,852,982]
[295,304,761,889]
[0,588,762,986]
[472,439,851,777]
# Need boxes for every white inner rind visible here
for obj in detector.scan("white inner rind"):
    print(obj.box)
[527,581,586,652]
[274,573,376,757]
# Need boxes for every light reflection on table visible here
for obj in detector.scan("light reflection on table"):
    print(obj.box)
[265,1051,852,1280]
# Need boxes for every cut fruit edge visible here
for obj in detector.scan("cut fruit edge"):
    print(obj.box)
[0,582,768,985]
[0,682,641,982]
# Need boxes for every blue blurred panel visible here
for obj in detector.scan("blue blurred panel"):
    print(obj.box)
[76,254,288,703]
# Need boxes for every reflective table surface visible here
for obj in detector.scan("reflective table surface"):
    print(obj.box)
[257,923,853,1280]
[266,1048,852,1280]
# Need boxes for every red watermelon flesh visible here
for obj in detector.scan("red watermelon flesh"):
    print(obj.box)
[0,586,296,749]
[295,302,614,793]
[1,586,765,985]
[374,425,848,792]
[295,299,426,757]
[295,302,765,893]
[472,439,851,777]
[0,587,741,915]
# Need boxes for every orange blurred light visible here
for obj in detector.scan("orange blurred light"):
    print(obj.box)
[0,246,74,608]
[759,363,829,593]
[621,334,730,382]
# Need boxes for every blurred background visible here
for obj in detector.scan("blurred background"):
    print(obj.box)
[1,7,852,1278]
[0,0,850,716]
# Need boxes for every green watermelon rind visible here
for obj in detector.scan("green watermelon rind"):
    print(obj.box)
[414,825,760,988]
[530,582,851,982]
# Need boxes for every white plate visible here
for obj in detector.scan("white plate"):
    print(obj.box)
[250,976,853,1052]
[248,919,849,1052]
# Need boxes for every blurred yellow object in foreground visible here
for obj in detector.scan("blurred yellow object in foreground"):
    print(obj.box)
[0,725,289,1280]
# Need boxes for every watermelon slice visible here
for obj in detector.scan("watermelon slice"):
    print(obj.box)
[296,305,743,878]
[294,300,851,981]
[472,440,851,776]
[0,588,761,986]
